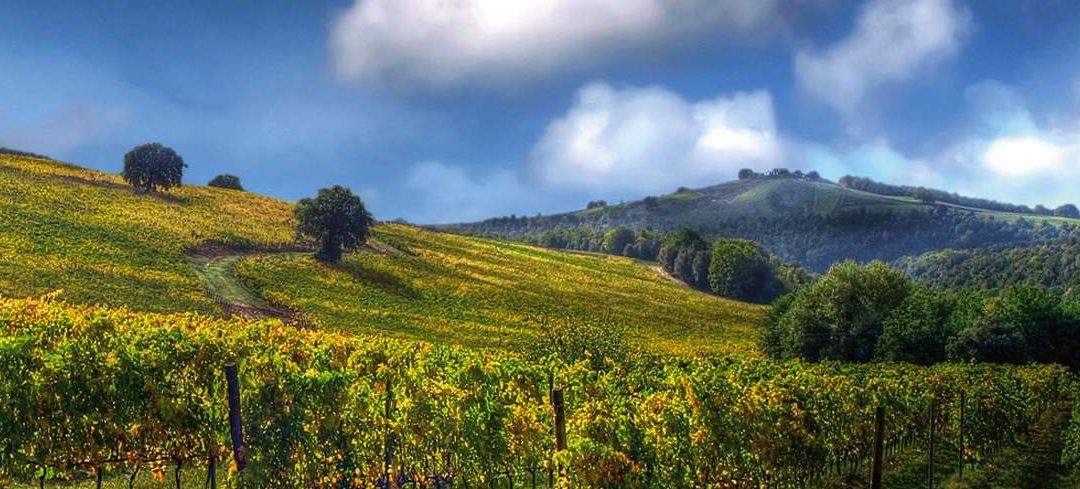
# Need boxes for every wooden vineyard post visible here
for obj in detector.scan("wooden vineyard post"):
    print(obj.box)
[384,377,396,487]
[552,388,567,482]
[958,391,965,480]
[225,363,246,471]
[870,404,885,489]
[207,453,217,489]
[928,396,936,489]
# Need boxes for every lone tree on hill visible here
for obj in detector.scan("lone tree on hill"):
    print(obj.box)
[208,174,244,191]
[294,185,374,262]
[122,142,186,193]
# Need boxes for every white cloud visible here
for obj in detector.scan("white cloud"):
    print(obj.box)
[330,0,787,88]
[795,0,971,116]
[981,136,1065,177]
[528,81,783,194]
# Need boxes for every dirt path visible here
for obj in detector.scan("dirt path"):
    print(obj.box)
[186,246,304,322]
[186,238,401,323]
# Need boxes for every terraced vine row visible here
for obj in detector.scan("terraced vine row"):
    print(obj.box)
[0,296,1070,487]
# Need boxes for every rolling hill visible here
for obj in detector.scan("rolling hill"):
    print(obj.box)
[444,176,1079,272]
[0,153,762,355]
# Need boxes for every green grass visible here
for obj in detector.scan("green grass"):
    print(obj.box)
[236,224,766,356]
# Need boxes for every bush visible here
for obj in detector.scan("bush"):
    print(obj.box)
[208,174,244,191]
[602,227,635,256]
[122,142,186,193]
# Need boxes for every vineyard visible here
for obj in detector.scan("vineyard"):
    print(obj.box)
[0,154,294,313]
[1,295,1074,488]
[0,155,759,355]
[233,224,764,356]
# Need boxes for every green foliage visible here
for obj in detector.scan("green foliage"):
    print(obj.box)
[207,173,243,191]
[945,286,1080,368]
[601,227,635,256]
[897,227,1080,299]
[766,261,911,362]
[1064,397,1080,470]
[121,142,186,193]
[708,238,783,303]
[946,315,1028,364]
[767,260,1080,369]
[294,185,374,262]
[1,296,1069,488]
[877,287,957,364]
[1056,204,1080,218]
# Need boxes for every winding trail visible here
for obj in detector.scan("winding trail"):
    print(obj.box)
[187,247,302,322]
[185,238,400,323]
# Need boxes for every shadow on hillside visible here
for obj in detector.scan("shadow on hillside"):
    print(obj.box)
[331,261,420,300]
[57,174,191,203]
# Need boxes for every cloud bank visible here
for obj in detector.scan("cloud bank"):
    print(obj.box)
[330,0,789,88]
[529,82,783,194]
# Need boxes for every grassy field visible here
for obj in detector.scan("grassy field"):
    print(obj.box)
[0,154,295,313]
[236,224,765,355]
[0,154,764,355]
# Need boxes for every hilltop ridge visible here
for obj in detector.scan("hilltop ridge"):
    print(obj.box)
[443,174,1079,272]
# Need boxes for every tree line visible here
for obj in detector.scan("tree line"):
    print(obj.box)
[763,260,1080,372]
[839,175,1080,218]
[523,226,809,304]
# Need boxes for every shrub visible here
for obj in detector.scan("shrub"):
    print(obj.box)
[602,227,635,256]
[208,174,244,191]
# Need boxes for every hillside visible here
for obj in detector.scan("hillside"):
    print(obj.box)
[0,154,762,355]
[0,154,295,313]
[235,224,763,355]
[444,176,1079,272]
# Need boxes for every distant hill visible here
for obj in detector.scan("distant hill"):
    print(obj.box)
[442,175,1079,272]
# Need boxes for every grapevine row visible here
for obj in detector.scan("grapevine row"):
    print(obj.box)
[0,296,1069,487]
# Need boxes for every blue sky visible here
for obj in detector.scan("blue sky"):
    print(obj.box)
[3,0,1080,223]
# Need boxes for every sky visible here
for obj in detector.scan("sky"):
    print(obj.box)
[3,0,1080,223]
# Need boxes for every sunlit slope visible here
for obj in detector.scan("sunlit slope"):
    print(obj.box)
[0,154,294,312]
[237,224,765,355]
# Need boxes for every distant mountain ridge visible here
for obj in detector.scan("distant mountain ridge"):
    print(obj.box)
[441,174,1079,272]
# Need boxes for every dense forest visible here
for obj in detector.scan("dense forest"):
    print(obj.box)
[897,227,1080,298]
